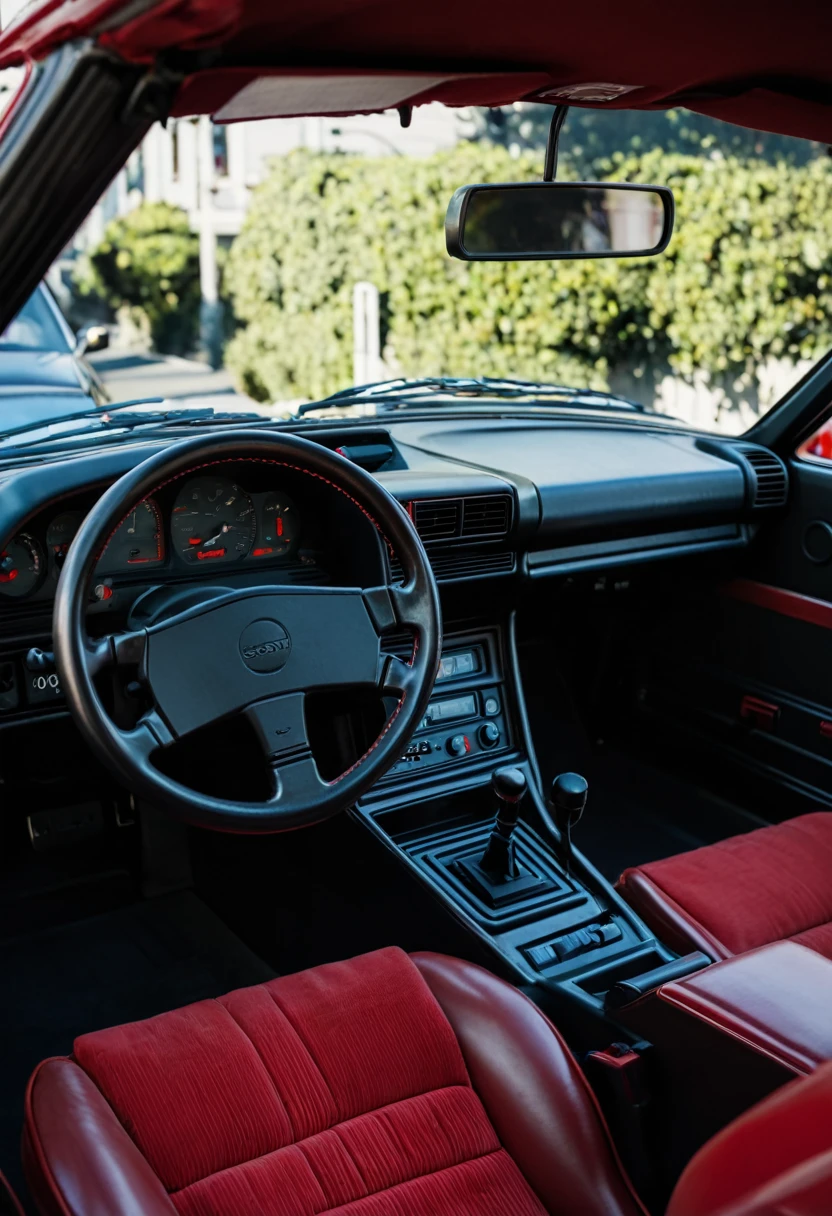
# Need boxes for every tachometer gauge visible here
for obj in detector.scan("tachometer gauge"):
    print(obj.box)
[253,493,300,558]
[46,510,83,574]
[171,477,256,564]
[99,499,164,571]
[0,534,44,597]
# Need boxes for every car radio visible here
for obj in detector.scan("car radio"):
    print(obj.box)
[384,634,510,781]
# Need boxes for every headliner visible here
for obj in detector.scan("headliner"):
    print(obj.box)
[1,0,832,141]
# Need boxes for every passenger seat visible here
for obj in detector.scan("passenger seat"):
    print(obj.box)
[617,812,832,961]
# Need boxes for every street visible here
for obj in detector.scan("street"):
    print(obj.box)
[88,349,260,411]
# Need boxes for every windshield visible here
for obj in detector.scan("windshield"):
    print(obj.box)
[0,287,71,354]
[15,103,832,437]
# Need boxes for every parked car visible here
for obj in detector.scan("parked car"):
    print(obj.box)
[0,282,109,429]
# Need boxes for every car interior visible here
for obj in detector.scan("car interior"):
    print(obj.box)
[2,3,832,1215]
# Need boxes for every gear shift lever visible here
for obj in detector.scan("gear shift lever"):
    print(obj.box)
[453,766,554,908]
[551,772,588,871]
[479,766,527,878]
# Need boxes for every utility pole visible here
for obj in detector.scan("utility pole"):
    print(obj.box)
[197,114,222,367]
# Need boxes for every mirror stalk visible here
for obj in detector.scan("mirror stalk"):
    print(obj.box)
[543,105,569,181]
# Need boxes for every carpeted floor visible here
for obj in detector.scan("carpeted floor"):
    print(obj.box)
[0,890,274,1206]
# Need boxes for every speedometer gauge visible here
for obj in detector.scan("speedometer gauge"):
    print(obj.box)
[171,477,256,564]
[99,499,164,571]
[0,534,43,597]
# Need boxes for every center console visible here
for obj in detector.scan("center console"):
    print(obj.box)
[357,616,691,1042]
[380,629,511,781]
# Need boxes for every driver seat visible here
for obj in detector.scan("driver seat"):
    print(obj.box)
[21,947,832,1216]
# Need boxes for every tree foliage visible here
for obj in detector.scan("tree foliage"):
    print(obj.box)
[472,105,822,170]
[223,144,832,408]
[74,203,200,355]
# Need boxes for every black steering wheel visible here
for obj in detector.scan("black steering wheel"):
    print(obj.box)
[53,432,441,831]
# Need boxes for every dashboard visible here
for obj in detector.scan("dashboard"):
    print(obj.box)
[0,415,788,629]
[0,413,790,730]
[0,473,307,603]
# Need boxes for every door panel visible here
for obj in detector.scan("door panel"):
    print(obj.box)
[637,454,832,810]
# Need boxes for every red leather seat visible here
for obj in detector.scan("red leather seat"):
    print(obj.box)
[617,812,832,961]
[21,945,832,1216]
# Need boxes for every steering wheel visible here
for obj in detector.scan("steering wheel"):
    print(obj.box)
[53,432,441,831]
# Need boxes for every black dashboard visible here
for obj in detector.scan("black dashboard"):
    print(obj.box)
[0,412,788,649]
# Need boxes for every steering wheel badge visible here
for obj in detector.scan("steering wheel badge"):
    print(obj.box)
[239,618,292,673]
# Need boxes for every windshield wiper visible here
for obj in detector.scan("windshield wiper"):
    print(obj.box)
[296,376,647,416]
[0,399,268,449]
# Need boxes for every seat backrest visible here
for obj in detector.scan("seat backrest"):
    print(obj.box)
[668,1059,832,1216]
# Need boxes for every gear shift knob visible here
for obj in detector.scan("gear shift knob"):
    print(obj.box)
[492,765,527,809]
[551,772,588,870]
[552,772,588,819]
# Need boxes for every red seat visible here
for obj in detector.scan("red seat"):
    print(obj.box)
[23,947,645,1216]
[617,812,832,961]
[21,946,832,1216]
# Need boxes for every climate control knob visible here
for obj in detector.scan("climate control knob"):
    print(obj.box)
[446,733,470,757]
[478,722,501,748]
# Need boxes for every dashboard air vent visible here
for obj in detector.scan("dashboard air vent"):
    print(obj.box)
[410,494,513,545]
[412,499,461,542]
[389,550,515,584]
[736,444,789,508]
[461,494,512,539]
[430,550,515,581]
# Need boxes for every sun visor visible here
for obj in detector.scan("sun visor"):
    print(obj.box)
[207,71,548,123]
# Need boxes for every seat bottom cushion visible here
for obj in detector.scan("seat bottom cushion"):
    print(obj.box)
[617,812,832,960]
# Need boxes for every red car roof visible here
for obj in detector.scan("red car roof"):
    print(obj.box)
[1,0,832,141]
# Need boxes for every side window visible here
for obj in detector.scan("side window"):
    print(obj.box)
[798,418,832,463]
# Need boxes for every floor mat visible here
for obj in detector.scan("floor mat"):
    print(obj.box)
[572,750,768,883]
[0,890,275,1204]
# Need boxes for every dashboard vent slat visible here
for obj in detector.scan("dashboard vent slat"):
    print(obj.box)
[736,444,789,508]
[412,499,461,542]
[461,494,511,539]
[388,550,514,584]
[430,550,515,581]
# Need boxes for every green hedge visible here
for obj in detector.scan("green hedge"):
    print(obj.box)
[223,145,832,403]
[75,203,200,355]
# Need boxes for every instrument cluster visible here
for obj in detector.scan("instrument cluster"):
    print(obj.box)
[0,474,302,600]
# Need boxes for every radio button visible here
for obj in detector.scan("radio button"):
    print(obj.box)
[446,734,470,757]
[478,722,501,748]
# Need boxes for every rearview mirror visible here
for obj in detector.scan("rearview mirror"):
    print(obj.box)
[446,182,674,261]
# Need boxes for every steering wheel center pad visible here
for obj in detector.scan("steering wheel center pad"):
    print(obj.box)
[144,586,382,737]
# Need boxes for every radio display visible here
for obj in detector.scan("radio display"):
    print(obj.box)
[436,649,480,682]
[426,694,477,723]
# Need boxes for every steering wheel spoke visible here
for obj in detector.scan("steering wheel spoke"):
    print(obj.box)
[246,693,311,766]
[245,693,329,809]
[266,754,328,808]
[85,629,147,677]
[119,707,176,761]
[380,654,421,698]
[388,582,434,632]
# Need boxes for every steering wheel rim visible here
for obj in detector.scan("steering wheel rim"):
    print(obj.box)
[53,430,441,831]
